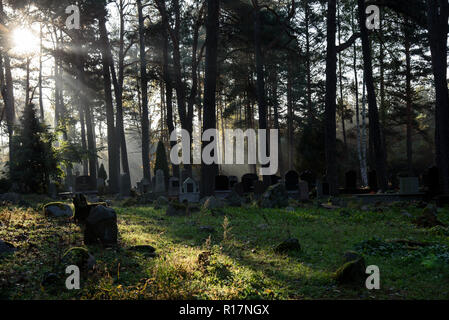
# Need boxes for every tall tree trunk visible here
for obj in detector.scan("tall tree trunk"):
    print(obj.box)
[357,0,388,191]
[426,0,449,194]
[201,0,219,196]
[254,2,269,185]
[337,1,347,152]
[325,0,338,196]
[98,9,120,193]
[137,0,152,184]
[39,24,44,121]
[404,22,413,176]
[286,61,294,170]
[305,0,313,121]
[110,0,131,187]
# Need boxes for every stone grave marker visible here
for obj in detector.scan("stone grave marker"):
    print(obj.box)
[214,175,231,199]
[179,177,200,203]
[299,180,309,201]
[242,173,259,193]
[168,176,180,197]
[399,177,420,194]
[154,169,166,194]
[229,176,238,188]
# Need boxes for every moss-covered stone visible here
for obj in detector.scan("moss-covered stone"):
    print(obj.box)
[334,258,366,286]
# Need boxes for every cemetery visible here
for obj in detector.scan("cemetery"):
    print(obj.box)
[1,0,449,305]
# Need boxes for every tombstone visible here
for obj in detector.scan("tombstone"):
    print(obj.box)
[316,179,323,198]
[229,176,238,189]
[168,176,180,197]
[299,180,309,201]
[300,170,315,190]
[253,180,267,199]
[215,175,230,191]
[242,173,259,193]
[120,173,131,196]
[179,177,200,203]
[97,178,105,188]
[84,205,118,246]
[154,169,166,194]
[424,166,439,197]
[345,170,357,191]
[285,171,300,191]
[181,169,191,183]
[65,175,76,191]
[140,178,151,194]
[233,182,245,197]
[322,182,330,196]
[75,176,93,192]
[399,177,420,194]
[368,170,378,192]
[214,175,231,200]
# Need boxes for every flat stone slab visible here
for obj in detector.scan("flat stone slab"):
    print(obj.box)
[355,193,425,204]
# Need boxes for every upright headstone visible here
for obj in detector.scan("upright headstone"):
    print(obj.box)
[179,177,200,203]
[120,173,131,196]
[242,173,259,193]
[154,169,166,194]
[300,170,315,190]
[299,180,309,201]
[368,170,378,192]
[168,176,180,197]
[229,176,238,189]
[214,175,230,191]
[424,166,439,197]
[285,170,300,191]
[345,170,357,191]
[214,175,231,199]
[399,177,420,194]
[316,179,323,198]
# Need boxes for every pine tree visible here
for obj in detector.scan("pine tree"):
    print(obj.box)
[9,104,61,194]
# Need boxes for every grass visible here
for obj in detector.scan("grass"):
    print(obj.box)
[1,197,449,300]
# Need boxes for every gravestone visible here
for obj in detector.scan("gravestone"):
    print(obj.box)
[84,205,118,246]
[399,177,420,194]
[345,170,357,191]
[424,166,439,197]
[168,177,180,197]
[139,178,151,194]
[75,176,93,192]
[300,170,315,190]
[97,178,105,189]
[285,171,299,191]
[214,175,230,191]
[253,181,267,199]
[179,177,200,203]
[120,173,131,196]
[322,182,330,196]
[154,169,166,194]
[214,175,231,200]
[316,180,323,198]
[242,173,259,193]
[299,180,309,201]
[233,182,245,197]
[368,170,378,192]
[229,176,238,188]
[181,169,191,182]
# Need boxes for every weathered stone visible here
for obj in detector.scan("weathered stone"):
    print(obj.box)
[44,203,73,218]
[202,196,225,210]
[343,251,363,263]
[166,201,189,216]
[275,238,301,254]
[225,189,243,207]
[335,258,366,286]
[61,247,96,271]
[84,206,118,246]
[414,205,447,228]
[259,183,289,208]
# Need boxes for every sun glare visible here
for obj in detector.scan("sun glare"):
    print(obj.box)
[11,27,40,56]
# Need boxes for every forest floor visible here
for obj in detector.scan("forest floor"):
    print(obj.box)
[1,196,449,300]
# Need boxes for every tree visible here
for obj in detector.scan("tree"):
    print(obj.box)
[154,140,169,190]
[201,0,220,196]
[9,104,61,194]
